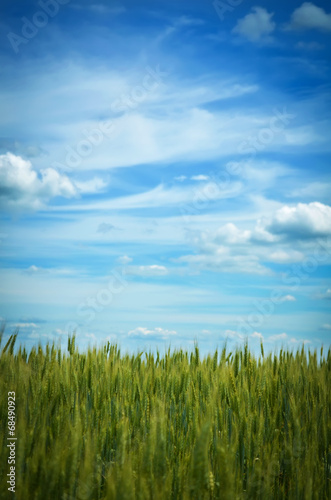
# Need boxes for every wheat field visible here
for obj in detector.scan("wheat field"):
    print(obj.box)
[0,330,330,499]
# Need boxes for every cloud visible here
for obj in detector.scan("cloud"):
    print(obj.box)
[268,250,304,263]
[85,333,97,341]
[232,7,275,42]
[0,153,108,212]
[251,331,264,340]
[53,328,68,336]
[128,326,177,339]
[269,333,288,341]
[289,337,311,344]
[97,223,117,234]
[264,202,331,239]
[19,316,47,324]
[24,265,48,275]
[75,177,108,194]
[319,289,331,300]
[11,323,38,328]
[289,181,331,201]
[55,180,243,212]
[288,2,331,31]
[70,4,126,15]
[280,295,296,302]
[320,323,331,330]
[177,200,331,275]
[179,225,270,275]
[23,265,76,277]
[117,255,133,265]
[127,265,168,277]
[191,175,209,181]
[178,252,270,275]
[295,41,324,50]
[0,153,76,211]
[175,176,187,182]
[224,329,244,340]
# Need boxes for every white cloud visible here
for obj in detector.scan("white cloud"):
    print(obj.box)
[214,223,251,245]
[289,181,331,201]
[268,250,304,263]
[289,337,311,344]
[12,323,38,328]
[127,265,168,276]
[269,333,288,341]
[178,224,269,275]
[117,255,133,265]
[75,177,108,194]
[264,202,331,239]
[232,7,275,42]
[128,326,177,339]
[0,153,76,211]
[24,265,48,275]
[53,328,67,336]
[191,175,209,181]
[280,295,296,302]
[177,201,331,275]
[178,252,270,275]
[224,329,244,340]
[320,323,331,330]
[54,180,243,212]
[251,331,264,340]
[175,176,187,182]
[288,2,331,31]
[0,153,107,211]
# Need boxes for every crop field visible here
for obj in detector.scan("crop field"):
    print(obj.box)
[0,331,330,499]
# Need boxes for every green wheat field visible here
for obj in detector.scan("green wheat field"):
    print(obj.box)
[1,330,330,499]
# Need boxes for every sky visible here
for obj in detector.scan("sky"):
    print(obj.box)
[0,0,330,355]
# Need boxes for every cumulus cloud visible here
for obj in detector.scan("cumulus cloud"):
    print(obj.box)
[0,153,107,211]
[128,326,177,339]
[288,2,331,31]
[232,7,275,42]
[0,153,76,211]
[264,202,331,239]
[178,202,331,275]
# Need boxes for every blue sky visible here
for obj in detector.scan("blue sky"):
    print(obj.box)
[0,0,330,354]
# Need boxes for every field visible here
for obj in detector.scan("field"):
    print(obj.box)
[0,331,330,499]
